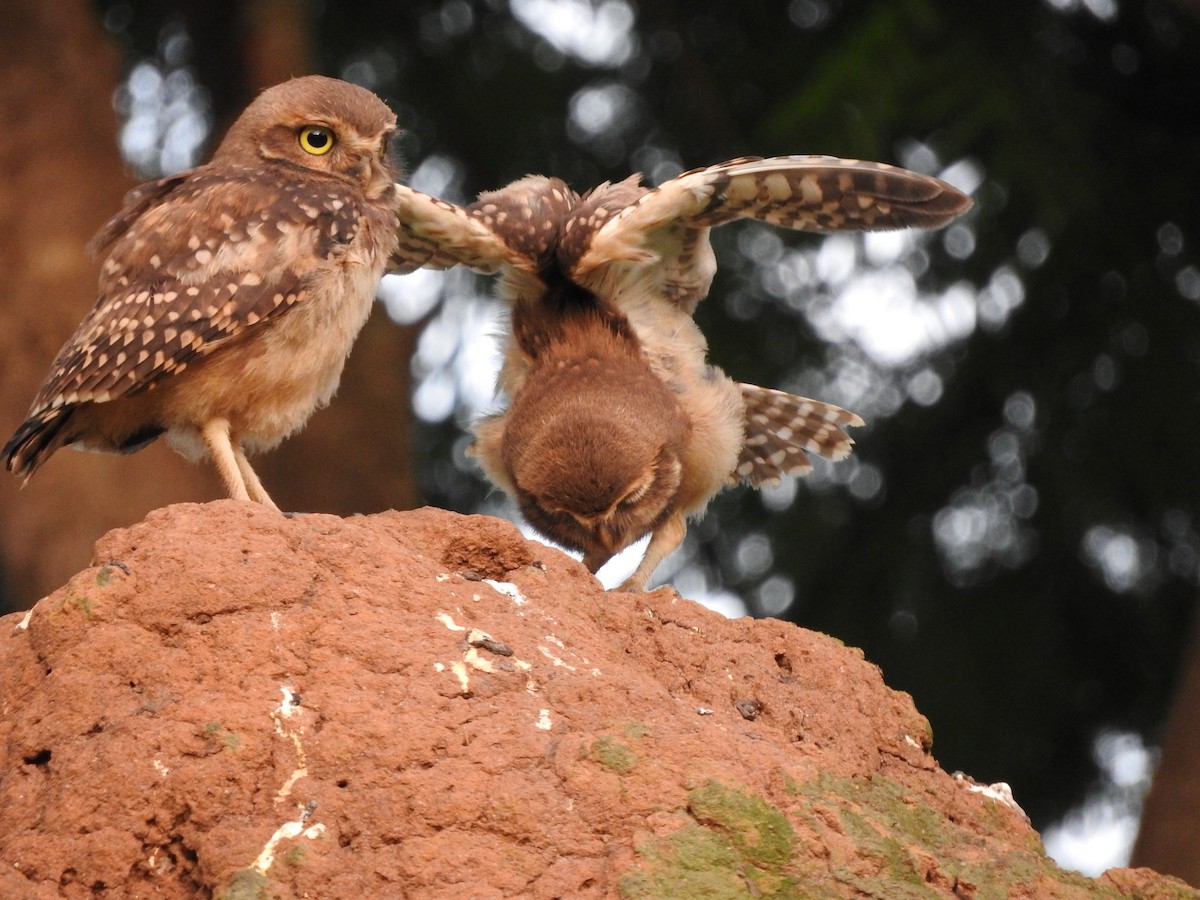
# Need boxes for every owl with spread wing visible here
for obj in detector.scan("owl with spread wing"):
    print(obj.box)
[387,156,971,591]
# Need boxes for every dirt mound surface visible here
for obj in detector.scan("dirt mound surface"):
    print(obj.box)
[0,502,1192,898]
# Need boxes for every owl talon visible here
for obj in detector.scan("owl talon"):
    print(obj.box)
[612,576,648,594]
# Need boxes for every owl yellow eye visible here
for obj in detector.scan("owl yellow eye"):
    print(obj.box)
[298,126,335,155]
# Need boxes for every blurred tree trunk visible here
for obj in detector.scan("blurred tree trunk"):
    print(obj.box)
[0,0,420,611]
[0,0,220,610]
[1131,608,1200,888]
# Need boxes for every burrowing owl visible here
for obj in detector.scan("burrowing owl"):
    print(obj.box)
[389,155,971,590]
[3,75,400,509]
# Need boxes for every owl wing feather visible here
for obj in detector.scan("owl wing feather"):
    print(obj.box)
[570,155,972,315]
[5,167,365,476]
[86,173,190,258]
[732,384,864,487]
[388,183,534,275]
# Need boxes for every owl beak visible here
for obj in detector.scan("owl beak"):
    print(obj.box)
[568,511,632,559]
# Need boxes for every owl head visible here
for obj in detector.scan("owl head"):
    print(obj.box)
[213,75,399,199]
[499,340,689,564]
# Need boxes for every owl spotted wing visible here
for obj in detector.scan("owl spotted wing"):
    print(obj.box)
[388,182,543,275]
[5,167,363,475]
[570,155,972,314]
[731,384,863,487]
[87,172,190,258]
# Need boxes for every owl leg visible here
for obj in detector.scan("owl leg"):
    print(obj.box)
[614,512,687,593]
[232,445,280,511]
[200,418,254,503]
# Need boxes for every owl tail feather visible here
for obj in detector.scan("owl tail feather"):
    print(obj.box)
[4,404,166,482]
[731,384,863,488]
[511,268,641,363]
[3,407,75,481]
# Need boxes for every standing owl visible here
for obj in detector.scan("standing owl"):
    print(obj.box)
[388,156,971,591]
[3,75,400,510]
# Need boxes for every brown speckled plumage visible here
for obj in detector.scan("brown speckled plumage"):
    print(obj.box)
[385,155,971,591]
[4,75,401,508]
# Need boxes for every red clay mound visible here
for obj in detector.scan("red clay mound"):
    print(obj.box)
[0,502,1192,898]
